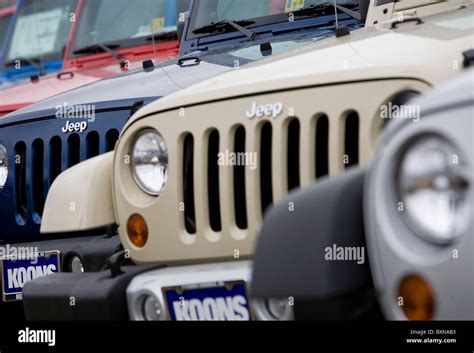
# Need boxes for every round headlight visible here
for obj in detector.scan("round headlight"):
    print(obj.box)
[69,256,84,273]
[0,143,8,190]
[253,297,294,321]
[141,295,162,321]
[398,136,470,244]
[131,130,168,195]
[266,298,292,320]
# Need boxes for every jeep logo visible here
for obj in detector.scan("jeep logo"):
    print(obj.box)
[245,102,283,120]
[61,120,88,133]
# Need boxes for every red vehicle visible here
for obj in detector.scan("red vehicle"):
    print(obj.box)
[0,0,189,116]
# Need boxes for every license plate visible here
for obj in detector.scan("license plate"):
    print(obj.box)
[1,250,60,302]
[164,281,251,321]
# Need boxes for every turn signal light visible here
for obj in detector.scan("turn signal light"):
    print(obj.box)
[398,274,434,320]
[127,214,148,248]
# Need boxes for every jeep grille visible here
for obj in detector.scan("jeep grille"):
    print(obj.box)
[180,113,361,235]
[13,129,119,222]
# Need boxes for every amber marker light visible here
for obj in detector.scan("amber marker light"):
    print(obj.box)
[398,274,435,320]
[127,214,148,248]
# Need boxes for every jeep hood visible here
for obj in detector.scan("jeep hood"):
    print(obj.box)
[129,5,474,129]
[0,59,231,125]
[0,42,179,117]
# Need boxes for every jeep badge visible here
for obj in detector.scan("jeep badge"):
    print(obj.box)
[245,102,283,120]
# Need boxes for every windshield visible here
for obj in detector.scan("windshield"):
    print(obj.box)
[196,30,333,67]
[71,0,191,54]
[5,0,78,63]
[0,13,12,44]
[191,0,358,33]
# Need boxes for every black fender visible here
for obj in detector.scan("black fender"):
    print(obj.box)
[251,167,381,320]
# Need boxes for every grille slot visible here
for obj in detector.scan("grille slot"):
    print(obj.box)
[14,142,28,219]
[12,129,114,226]
[315,115,329,178]
[287,118,300,191]
[207,130,222,232]
[259,122,273,215]
[67,134,80,167]
[31,139,44,216]
[344,112,359,168]
[183,134,196,234]
[49,136,62,185]
[86,131,100,159]
[105,129,120,152]
[233,126,248,230]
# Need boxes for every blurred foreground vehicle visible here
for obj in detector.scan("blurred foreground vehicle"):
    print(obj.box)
[0,0,79,90]
[0,0,349,314]
[252,69,474,320]
[0,0,189,116]
[26,0,474,320]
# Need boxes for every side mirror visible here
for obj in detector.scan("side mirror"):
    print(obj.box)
[177,11,189,43]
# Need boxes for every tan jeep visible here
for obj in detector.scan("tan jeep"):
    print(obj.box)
[39,0,474,320]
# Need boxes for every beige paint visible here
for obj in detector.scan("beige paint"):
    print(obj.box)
[41,2,473,266]
[41,152,116,233]
[115,79,431,265]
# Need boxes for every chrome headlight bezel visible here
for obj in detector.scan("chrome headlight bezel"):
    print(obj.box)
[135,293,164,321]
[396,134,470,245]
[131,129,168,196]
[69,255,84,273]
[0,143,8,191]
[252,297,294,321]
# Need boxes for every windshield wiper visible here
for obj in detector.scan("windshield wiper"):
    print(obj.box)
[193,19,256,40]
[4,57,46,76]
[73,43,124,61]
[292,2,359,20]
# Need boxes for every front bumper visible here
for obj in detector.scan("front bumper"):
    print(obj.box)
[23,260,285,321]
[1,234,122,305]
[23,264,159,320]
[127,261,254,321]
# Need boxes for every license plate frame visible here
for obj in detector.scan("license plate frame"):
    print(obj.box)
[164,280,251,321]
[1,250,60,302]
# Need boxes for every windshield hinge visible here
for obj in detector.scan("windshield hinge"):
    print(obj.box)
[142,59,155,72]
[462,49,474,68]
[260,42,273,57]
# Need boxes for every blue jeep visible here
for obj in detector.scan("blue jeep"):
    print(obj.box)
[0,0,364,316]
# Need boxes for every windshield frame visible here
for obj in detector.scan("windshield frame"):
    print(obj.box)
[68,0,186,59]
[182,1,363,58]
[186,0,298,40]
[186,0,363,41]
